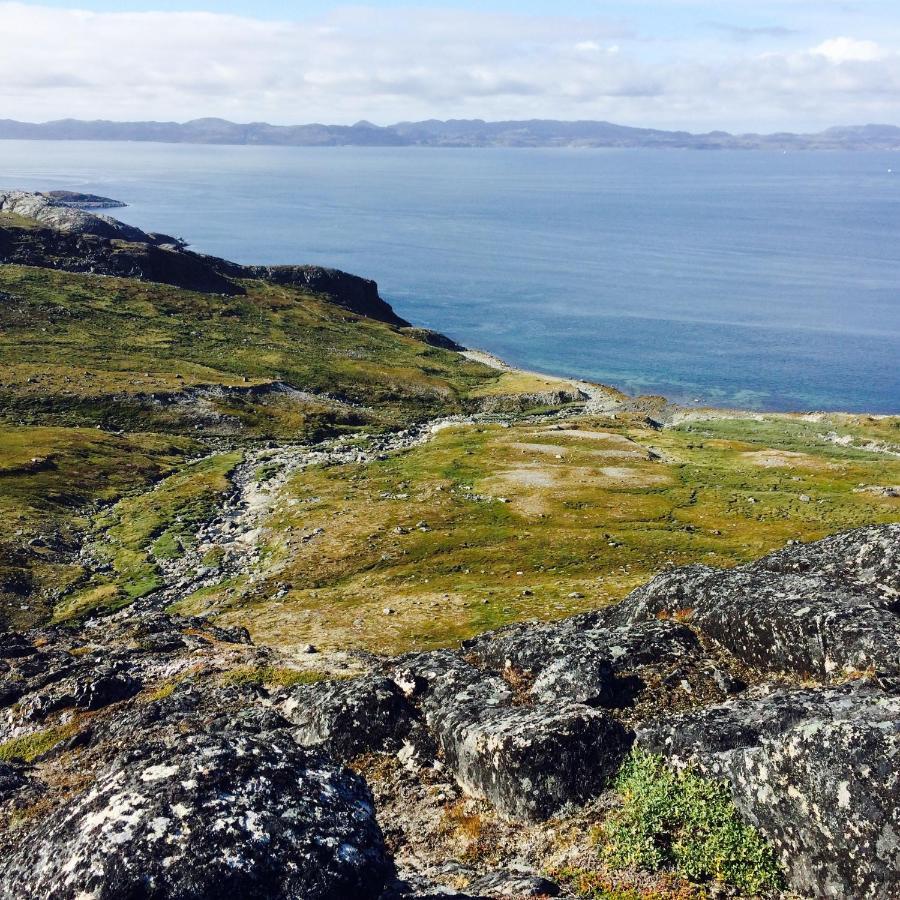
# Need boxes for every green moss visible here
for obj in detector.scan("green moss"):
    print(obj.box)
[600,750,783,894]
[219,665,329,689]
[53,451,242,621]
[0,723,80,763]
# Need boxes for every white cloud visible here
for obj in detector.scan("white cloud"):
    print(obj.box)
[811,37,886,63]
[0,2,896,131]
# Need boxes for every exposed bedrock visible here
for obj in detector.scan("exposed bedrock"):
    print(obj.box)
[0,525,897,898]
[605,523,900,679]
[0,727,389,900]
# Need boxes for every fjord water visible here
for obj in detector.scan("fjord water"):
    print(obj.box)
[2,140,898,412]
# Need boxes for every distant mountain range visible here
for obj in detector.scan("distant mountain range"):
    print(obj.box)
[1,117,900,149]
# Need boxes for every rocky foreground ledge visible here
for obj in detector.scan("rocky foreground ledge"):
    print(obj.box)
[0,525,898,899]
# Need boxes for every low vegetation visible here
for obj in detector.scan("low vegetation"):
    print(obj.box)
[219,665,329,689]
[178,410,899,655]
[53,452,242,621]
[0,723,80,764]
[0,265,498,439]
[599,751,783,894]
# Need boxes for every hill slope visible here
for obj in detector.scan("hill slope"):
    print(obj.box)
[2,117,900,149]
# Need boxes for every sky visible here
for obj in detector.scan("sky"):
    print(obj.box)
[1,1,898,131]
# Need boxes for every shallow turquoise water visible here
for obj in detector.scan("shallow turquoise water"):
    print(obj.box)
[1,141,898,412]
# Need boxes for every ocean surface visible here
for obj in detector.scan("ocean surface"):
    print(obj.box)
[1,140,898,413]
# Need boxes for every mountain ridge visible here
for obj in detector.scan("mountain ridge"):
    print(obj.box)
[2,116,900,149]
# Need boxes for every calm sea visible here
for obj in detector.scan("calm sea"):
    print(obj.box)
[2,141,898,412]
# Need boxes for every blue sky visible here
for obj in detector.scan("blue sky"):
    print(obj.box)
[1,1,897,129]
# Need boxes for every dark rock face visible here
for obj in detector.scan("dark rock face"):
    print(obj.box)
[0,728,390,900]
[464,616,710,709]
[277,676,415,761]
[0,762,27,800]
[0,222,240,294]
[437,699,627,822]
[608,524,900,679]
[245,264,410,326]
[733,695,899,899]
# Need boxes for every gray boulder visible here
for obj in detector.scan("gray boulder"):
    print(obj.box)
[277,676,414,761]
[392,652,629,821]
[0,728,390,900]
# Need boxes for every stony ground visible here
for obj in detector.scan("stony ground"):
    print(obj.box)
[1,525,898,899]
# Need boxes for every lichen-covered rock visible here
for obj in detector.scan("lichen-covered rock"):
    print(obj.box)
[609,524,900,679]
[465,617,706,707]
[391,652,629,821]
[467,870,560,897]
[0,762,28,801]
[277,676,414,761]
[733,694,900,899]
[440,700,628,822]
[635,685,847,773]
[0,727,390,900]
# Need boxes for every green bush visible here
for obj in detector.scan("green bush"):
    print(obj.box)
[601,750,783,894]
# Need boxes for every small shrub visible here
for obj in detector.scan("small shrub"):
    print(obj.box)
[601,750,783,894]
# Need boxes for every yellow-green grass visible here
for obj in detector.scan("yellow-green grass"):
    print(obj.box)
[0,265,501,439]
[173,412,899,655]
[0,424,199,628]
[468,369,580,397]
[0,722,80,763]
[219,665,330,689]
[54,451,242,621]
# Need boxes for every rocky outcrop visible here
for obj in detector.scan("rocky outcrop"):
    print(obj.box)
[42,191,126,210]
[0,190,177,245]
[0,215,243,294]
[0,726,389,900]
[1,525,898,898]
[244,264,409,326]
[606,524,900,679]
